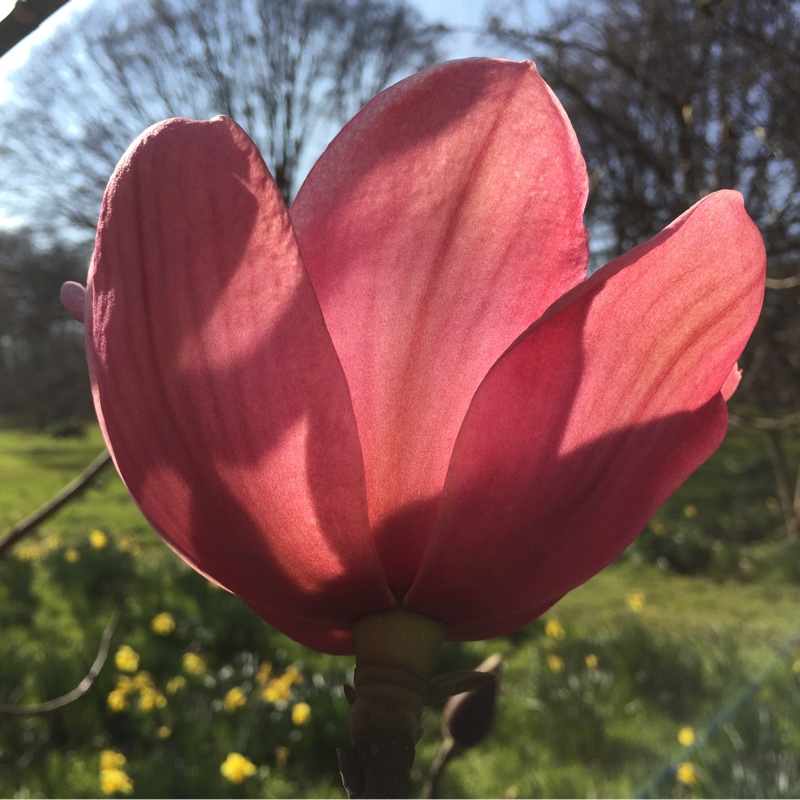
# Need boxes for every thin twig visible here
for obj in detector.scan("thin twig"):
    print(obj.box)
[419,737,458,799]
[765,274,800,290]
[728,411,800,431]
[0,604,120,714]
[0,449,112,560]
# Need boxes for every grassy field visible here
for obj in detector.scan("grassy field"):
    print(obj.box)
[0,423,798,798]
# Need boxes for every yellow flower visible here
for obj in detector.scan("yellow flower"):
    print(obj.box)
[166,675,187,694]
[220,753,258,784]
[182,652,206,675]
[156,726,171,739]
[138,688,167,711]
[256,662,273,685]
[676,762,698,787]
[283,665,303,685]
[262,676,292,703]
[15,542,42,561]
[626,592,645,612]
[275,746,290,768]
[792,658,800,674]
[100,750,126,770]
[150,612,176,636]
[584,654,599,670]
[224,686,247,712]
[114,676,135,695]
[132,671,155,690]
[649,520,666,535]
[89,529,107,549]
[544,619,565,640]
[678,726,696,747]
[114,645,139,673]
[65,547,80,563]
[683,504,698,519]
[117,537,133,552]
[291,702,311,725]
[100,768,134,795]
[107,690,129,712]
[546,655,565,674]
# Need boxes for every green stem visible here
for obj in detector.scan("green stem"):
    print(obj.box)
[340,610,447,799]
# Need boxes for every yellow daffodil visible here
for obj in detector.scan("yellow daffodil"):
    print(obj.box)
[138,688,167,711]
[15,543,42,561]
[89,529,107,549]
[585,654,599,670]
[224,686,247,712]
[99,768,133,795]
[678,726,696,747]
[544,619,565,640]
[255,662,273,685]
[106,690,129,712]
[291,702,311,725]
[150,612,176,635]
[182,652,206,675]
[546,655,565,674]
[220,753,257,784]
[132,671,154,690]
[676,762,698,787]
[100,750,126,770]
[626,592,645,612]
[114,645,139,673]
[166,675,187,694]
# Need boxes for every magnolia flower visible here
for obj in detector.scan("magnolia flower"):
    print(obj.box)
[62,59,764,657]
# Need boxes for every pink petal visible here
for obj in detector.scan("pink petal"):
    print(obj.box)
[404,190,765,637]
[291,59,589,598]
[721,362,742,400]
[87,116,393,652]
[61,280,86,323]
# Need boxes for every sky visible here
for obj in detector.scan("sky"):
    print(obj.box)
[0,0,553,227]
[0,0,552,95]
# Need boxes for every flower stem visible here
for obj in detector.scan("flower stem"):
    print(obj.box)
[340,610,447,798]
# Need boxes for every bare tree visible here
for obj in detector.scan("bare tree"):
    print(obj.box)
[488,0,800,532]
[0,0,443,239]
[0,231,91,425]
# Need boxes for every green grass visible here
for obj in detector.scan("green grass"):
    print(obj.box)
[0,425,154,543]
[1,423,799,798]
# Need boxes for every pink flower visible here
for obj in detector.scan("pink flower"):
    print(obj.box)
[63,59,764,654]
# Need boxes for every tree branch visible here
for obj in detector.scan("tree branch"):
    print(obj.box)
[0,604,120,714]
[0,449,112,560]
[728,411,800,431]
[0,0,71,58]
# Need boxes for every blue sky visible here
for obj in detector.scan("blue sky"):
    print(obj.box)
[0,0,552,94]
[0,0,554,224]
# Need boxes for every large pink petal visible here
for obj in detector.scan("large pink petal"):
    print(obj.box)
[291,59,589,598]
[405,190,765,637]
[87,117,394,653]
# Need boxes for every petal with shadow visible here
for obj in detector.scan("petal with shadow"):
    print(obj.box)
[88,117,393,650]
[291,58,589,598]
[405,190,765,636]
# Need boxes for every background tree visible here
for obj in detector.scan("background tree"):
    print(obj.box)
[0,0,442,426]
[489,0,800,533]
[0,231,90,425]
[0,0,443,240]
